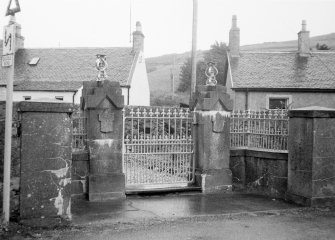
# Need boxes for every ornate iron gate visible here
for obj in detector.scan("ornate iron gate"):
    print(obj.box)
[122,106,194,190]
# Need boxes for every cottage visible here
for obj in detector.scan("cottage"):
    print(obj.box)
[0,21,150,106]
[226,16,335,110]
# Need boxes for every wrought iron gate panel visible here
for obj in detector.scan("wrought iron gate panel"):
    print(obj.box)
[123,106,194,190]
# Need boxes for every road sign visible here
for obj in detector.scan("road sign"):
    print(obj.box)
[6,0,21,16]
[3,24,15,56]
[2,54,13,67]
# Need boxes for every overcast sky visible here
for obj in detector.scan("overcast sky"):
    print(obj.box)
[1,0,335,57]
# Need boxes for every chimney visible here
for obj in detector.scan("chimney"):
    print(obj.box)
[298,20,310,57]
[229,15,240,57]
[132,21,144,53]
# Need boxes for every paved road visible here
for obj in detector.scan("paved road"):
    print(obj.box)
[42,208,335,240]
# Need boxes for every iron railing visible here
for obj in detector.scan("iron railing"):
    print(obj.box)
[123,106,194,188]
[230,109,289,152]
[71,107,289,156]
[72,110,86,152]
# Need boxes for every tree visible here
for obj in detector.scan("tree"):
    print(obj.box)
[177,58,206,92]
[177,42,228,92]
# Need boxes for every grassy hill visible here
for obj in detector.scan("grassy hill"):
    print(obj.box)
[146,51,204,106]
[147,33,335,106]
[241,33,335,51]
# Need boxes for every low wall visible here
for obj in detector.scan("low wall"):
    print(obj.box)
[71,151,89,199]
[230,149,288,199]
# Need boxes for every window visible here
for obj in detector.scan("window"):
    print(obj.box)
[269,98,288,109]
[266,95,292,109]
[23,96,31,101]
[55,96,64,101]
[28,57,40,66]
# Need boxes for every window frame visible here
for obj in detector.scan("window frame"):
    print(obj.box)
[266,94,292,109]
[55,96,64,101]
[23,96,31,101]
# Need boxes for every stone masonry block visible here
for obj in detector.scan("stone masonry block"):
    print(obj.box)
[89,173,125,201]
[90,157,123,174]
[19,104,72,222]
[201,169,232,194]
[288,107,335,206]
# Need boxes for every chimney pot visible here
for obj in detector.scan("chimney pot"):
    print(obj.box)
[229,15,240,58]
[302,20,307,31]
[132,21,144,53]
[232,15,237,28]
[298,20,310,57]
[136,21,142,32]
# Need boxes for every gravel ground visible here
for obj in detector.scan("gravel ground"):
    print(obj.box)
[1,207,335,240]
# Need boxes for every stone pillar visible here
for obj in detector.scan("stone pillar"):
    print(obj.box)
[19,102,73,225]
[288,106,335,207]
[81,80,125,201]
[191,85,233,193]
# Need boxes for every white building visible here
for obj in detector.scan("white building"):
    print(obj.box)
[0,21,150,106]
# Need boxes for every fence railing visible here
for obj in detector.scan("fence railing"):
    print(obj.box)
[123,106,194,186]
[71,108,289,153]
[230,109,289,152]
[72,110,86,152]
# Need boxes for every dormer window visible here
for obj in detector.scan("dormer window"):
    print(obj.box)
[28,57,40,66]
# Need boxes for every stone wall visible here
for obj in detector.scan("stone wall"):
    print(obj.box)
[230,149,288,199]
[287,107,335,206]
[71,151,89,199]
[0,101,20,216]
[19,102,73,224]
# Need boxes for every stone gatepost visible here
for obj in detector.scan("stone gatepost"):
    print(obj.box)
[191,85,233,193]
[19,102,73,225]
[288,106,335,207]
[81,80,125,201]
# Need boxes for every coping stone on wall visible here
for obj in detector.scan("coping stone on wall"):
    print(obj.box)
[289,106,335,118]
[18,102,74,113]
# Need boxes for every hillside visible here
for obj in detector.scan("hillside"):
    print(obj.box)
[147,33,335,105]
[241,32,335,51]
[146,51,204,105]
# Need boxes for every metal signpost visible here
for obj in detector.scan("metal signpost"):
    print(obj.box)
[2,0,20,225]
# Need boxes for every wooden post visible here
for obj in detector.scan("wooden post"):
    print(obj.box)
[190,0,198,96]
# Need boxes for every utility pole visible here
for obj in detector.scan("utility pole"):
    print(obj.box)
[171,54,176,100]
[190,0,198,98]
[2,0,21,225]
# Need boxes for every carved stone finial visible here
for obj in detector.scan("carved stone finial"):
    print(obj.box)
[5,0,21,16]
[96,54,108,81]
[205,62,218,86]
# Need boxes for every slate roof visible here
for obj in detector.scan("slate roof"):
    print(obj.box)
[230,52,335,90]
[13,81,83,91]
[0,47,136,91]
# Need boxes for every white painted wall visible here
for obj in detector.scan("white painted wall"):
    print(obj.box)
[122,87,129,105]
[0,87,80,103]
[73,86,83,105]
[12,91,75,103]
[129,52,150,106]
